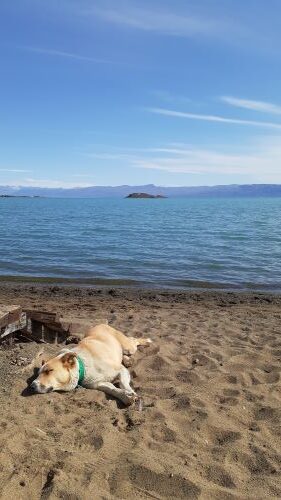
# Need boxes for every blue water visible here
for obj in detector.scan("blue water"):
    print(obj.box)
[1,197,281,290]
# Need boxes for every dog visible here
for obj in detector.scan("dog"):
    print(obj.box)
[30,324,152,405]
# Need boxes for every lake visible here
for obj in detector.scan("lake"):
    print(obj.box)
[1,197,280,291]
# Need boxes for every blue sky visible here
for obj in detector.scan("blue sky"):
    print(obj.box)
[1,0,281,188]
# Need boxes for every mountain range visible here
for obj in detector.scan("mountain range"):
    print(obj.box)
[1,184,281,198]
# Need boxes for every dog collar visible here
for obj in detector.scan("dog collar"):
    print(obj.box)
[77,356,85,385]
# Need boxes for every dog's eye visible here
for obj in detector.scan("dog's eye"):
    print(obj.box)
[44,368,53,375]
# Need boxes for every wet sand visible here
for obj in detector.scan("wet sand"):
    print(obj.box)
[0,283,281,499]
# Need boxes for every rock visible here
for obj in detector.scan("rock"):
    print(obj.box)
[192,358,200,365]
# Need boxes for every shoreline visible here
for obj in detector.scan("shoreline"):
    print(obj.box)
[0,275,281,295]
[0,280,281,307]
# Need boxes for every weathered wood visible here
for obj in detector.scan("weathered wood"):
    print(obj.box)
[43,326,69,344]
[30,320,44,340]
[40,321,71,334]
[22,313,70,343]
[24,310,58,323]
[0,312,27,339]
[0,305,22,329]
[0,307,89,345]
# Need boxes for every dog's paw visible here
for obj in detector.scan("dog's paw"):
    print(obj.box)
[122,391,138,406]
[142,338,152,345]
[122,355,133,368]
[134,397,143,412]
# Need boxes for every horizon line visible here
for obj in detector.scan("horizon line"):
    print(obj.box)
[2,182,281,190]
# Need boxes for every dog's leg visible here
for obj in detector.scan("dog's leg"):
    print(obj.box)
[123,337,152,356]
[94,381,136,406]
[109,326,152,356]
[119,366,136,394]
[119,366,143,412]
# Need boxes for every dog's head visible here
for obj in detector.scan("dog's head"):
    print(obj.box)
[30,352,78,393]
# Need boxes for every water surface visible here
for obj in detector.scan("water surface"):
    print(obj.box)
[1,197,280,290]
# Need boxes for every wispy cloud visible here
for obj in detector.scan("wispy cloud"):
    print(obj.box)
[83,152,134,161]
[92,5,220,37]
[132,148,255,175]
[133,142,281,181]
[0,168,32,173]
[71,174,96,178]
[221,96,281,115]
[17,178,93,188]
[86,2,281,56]
[147,107,281,130]
[85,135,281,182]
[19,46,113,64]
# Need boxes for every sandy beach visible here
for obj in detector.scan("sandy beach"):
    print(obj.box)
[0,283,281,499]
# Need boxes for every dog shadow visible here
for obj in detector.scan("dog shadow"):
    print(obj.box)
[21,367,40,397]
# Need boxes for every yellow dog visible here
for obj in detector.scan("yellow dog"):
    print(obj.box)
[30,324,151,405]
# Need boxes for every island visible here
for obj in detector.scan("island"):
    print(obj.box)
[125,192,167,199]
[0,195,41,198]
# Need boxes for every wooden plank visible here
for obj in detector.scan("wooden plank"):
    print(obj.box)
[0,307,89,344]
[0,312,27,339]
[0,305,22,328]
[40,321,71,333]
[24,310,58,323]
[43,326,66,344]
[29,320,44,341]
[23,317,69,344]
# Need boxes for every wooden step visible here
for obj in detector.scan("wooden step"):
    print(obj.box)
[0,305,22,329]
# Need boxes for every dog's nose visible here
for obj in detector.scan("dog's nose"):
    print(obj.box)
[30,380,38,392]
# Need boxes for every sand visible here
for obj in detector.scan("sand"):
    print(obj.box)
[0,283,281,499]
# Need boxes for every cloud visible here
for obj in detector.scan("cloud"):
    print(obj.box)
[71,174,95,178]
[85,1,281,56]
[132,149,255,175]
[17,1,280,57]
[0,168,32,173]
[156,137,281,181]
[19,46,112,64]
[91,3,231,39]
[6,135,281,186]
[221,96,281,115]
[147,107,281,130]
[15,178,93,188]
[85,136,281,182]
[83,152,134,161]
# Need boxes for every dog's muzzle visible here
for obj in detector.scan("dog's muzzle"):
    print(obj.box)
[30,380,53,393]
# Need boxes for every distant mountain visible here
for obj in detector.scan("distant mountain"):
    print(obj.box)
[1,184,281,198]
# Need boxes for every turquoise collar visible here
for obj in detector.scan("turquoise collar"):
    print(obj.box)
[77,356,85,385]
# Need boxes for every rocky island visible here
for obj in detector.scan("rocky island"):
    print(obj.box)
[0,195,41,198]
[125,192,166,199]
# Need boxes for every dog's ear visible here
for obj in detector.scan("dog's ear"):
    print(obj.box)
[41,359,46,366]
[61,352,77,368]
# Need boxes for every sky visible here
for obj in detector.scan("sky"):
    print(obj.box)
[1,0,281,188]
